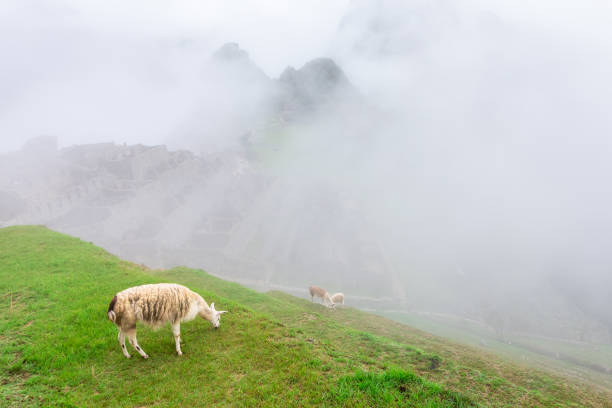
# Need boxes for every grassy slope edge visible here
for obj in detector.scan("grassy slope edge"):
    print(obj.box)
[0,226,610,407]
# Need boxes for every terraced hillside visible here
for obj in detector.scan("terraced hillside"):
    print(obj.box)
[1,226,610,407]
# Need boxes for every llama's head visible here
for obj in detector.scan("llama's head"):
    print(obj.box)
[209,302,228,329]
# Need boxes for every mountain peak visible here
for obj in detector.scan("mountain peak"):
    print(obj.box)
[277,57,354,117]
[279,58,349,90]
[212,42,250,62]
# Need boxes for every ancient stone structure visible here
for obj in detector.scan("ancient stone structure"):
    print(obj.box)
[0,137,403,304]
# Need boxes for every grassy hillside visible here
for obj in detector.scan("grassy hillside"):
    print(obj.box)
[382,311,612,390]
[1,226,610,407]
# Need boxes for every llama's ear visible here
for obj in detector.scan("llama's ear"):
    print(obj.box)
[210,302,215,311]
[218,310,228,314]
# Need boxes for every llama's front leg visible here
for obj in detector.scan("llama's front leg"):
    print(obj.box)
[172,322,183,355]
[127,330,149,359]
[118,329,131,358]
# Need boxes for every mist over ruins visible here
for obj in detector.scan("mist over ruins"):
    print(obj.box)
[3,35,612,349]
[0,44,402,306]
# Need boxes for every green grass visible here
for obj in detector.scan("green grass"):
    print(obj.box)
[1,226,611,407]
[383,311,612,390]
[330,369,474,407]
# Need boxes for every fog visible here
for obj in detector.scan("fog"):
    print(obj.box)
[2,0,612,357]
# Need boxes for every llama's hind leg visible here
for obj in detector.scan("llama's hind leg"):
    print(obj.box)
[126,329,149,359]
[172,322,183,356]
[118,329,131,358]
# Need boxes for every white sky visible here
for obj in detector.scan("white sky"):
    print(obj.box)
[0,0,610,151]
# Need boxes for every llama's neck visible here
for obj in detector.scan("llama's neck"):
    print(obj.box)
[197,299,214,322]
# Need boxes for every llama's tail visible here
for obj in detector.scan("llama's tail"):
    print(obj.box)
[107,295,117,323]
